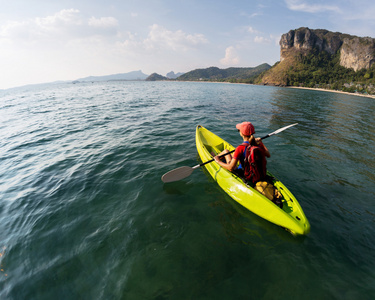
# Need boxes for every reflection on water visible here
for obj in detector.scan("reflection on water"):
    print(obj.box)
[0,247,7,279]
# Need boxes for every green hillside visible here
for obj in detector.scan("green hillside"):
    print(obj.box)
[259,27,375,95]
[145,73,168,81]
[177,64,271,83]
[259,50,375,95]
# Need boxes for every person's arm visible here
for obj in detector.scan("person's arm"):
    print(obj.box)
[214,154,238,172]
[255,138,270,158]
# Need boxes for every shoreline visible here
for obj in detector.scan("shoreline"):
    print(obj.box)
[173,80,375,99]
[286,86,375,99]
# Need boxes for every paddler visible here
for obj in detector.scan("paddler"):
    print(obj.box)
[214,122,270,180]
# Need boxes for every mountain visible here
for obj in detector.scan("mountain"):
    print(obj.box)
[177,64,271,83]
[166,71,185,79]
[145,73,168,81]
[259,27,375,94]
[75,70,149,82]
[279,28,375,71]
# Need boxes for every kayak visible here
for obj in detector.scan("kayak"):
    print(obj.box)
[196,125,310,235]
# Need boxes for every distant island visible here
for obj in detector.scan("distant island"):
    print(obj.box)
[166,71,185,79]
[145,64,270,82]
[145,73,169,81]
[146,64,271,83]
[178,64,271,83]
[74,70,149,82]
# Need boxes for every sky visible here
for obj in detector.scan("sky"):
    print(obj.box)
[1,0,375,89]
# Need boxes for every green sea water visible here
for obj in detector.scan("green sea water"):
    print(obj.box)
[0,81,374,299]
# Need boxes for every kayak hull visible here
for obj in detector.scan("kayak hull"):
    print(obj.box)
[196,125,310,235]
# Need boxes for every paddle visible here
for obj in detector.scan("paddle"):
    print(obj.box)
[161,123,298,183]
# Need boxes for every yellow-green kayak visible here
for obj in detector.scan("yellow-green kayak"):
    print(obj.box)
[196,125,310,235]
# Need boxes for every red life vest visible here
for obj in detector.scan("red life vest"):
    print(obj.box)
[242,143,267,184]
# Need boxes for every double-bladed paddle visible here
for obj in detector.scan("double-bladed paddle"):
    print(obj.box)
[161,123,298,183]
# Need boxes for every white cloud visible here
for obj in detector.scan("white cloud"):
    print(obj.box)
[248,26,260,34]
[0,9,125,88]
[285,0,340,13]
[240,12,262,19]
[88,16,118,28]
[220,46,240,66]
[116,24,208,55]
[143,24,208,52]
[270,34,281,45]
[254,36,271,44]
[0,9,119,43]
[34,8,82,29]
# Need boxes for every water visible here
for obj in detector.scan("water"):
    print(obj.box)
[0,81,374,299]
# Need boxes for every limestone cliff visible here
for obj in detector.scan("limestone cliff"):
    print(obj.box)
[279,27,375,71]
[340,37,375,70]
[261,27,375,86]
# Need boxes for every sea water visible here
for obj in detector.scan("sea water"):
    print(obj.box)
[0,81,374,299]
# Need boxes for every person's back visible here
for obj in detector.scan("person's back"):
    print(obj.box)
[243,144,267,185]
[214,122,270,177]
[213,121,281,207]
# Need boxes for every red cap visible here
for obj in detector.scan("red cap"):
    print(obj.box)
[236,122,255,136]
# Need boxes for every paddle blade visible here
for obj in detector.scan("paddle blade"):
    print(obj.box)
[161,166,194,183]
[268,123,298,137]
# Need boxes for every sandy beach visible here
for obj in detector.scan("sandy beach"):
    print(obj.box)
[182,81,375,99]
[287,86,375,99]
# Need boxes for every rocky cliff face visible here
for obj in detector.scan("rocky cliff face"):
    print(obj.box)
[340,37,375,70]
[279,27,375,71]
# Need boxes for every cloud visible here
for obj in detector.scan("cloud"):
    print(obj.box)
[285,0,340,13]
[88,16,118,28]
[3,10,212,56]
[240,12,262,19]
[220,46,240,65]
[0,9,212,88]
[270,34,281,45]
[143,24,208,52]
[248,26,260,34]
[254,36,271,44]
[0,9,119,43]
[35,8,82,29]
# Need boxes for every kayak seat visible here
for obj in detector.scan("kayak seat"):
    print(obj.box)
[213,143,224,152]
[204,143,224,155]
[204,144,215,156]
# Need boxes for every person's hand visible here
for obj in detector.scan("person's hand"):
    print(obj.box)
[255,137,263,145]
[214,155,220,163]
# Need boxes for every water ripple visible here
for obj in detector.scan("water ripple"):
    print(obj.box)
[1,82,375,299]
